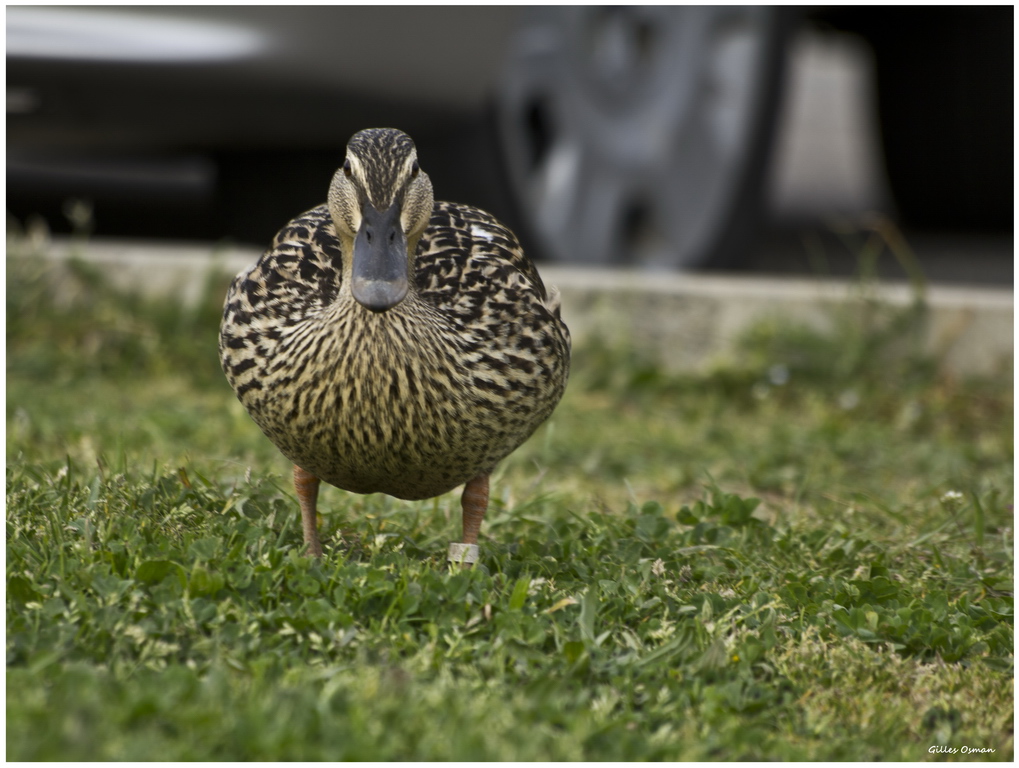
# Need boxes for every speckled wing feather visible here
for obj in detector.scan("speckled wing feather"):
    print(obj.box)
[422,202,550,299]
[219,200,570,500]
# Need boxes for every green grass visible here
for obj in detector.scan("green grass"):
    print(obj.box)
[6,247,1013,760]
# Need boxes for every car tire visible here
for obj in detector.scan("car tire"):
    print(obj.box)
[496,6,790,269]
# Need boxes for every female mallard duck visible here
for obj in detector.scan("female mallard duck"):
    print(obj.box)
[219,127,570,563]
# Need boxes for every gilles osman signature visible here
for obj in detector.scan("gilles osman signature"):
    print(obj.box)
[928,746,997,755]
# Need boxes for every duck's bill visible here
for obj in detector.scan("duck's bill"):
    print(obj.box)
[351,202,409,312]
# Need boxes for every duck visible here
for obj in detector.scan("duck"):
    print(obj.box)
[219,127,570,564]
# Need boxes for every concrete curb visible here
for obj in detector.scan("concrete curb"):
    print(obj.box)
[541,266,1013,377]
[25,237,1014,377]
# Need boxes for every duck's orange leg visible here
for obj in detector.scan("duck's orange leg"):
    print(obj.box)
[294,465,323,558]
[461,474,490,545]
[449,473,489,567]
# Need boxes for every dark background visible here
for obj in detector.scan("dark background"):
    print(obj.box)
[7,6,1012,286]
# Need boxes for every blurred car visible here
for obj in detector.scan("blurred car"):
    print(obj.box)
[7,6,1012,268]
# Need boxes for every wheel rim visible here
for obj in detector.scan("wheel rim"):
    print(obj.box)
[498,6,777,268]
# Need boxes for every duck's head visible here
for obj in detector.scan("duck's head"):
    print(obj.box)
[328,128,434,312]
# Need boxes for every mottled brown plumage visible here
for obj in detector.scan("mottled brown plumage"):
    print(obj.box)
[219,128,570,559]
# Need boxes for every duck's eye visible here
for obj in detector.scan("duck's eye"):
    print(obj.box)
[410,160,420,178]
[343,159,352,177]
